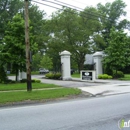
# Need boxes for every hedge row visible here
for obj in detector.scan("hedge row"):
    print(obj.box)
[98,74,113,79]
[45,73,61,79]
[5,79,41,83]
[98,70,124,79]
[113,70,124,78]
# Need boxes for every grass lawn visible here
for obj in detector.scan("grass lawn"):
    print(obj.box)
[0,88,81,104]
[0,83,61,91]
[71,73,80,78]
[119,74,130,80]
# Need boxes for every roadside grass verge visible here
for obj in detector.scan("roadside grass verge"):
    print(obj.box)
[0,83,61,91]
[0,88,81,104]
[119,74,130,80]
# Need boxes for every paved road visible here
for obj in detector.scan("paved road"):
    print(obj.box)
[9,75,130,96]
[32,75,130,96]
[9,75,104,87]
[1,93,130,130]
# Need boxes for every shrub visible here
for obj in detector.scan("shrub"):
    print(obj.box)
[34,79,41,83]
[45,72,61,80]
[31,79,36,83]
[54,73,62,79]
[11,80,16,83]
[20,79,41,83]
[98,74,113,79]
[108,76,113,79]
[6,79,13,83]
[20,79,27,83]
[102,74,109,79]
[98,74,103,79]
[45,73,54,79]
[113,70,124,78]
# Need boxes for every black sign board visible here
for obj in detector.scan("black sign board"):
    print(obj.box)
[82,71,93,80]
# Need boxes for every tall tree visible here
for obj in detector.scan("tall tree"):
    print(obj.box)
[103,27,130,75]
[29,4,49,52]
[0,0,23,44]
[48,7,102,72]
[97,0,130,49]
[2,14,36,81]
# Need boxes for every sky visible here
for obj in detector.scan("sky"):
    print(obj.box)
[32,0,130,35]
[32,0,130,20]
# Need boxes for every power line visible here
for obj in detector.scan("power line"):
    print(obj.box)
[54,0,84,11]
[34,0,111,22]
[68,0,88,5]
[32,0,130,25]
[53,0,130,20]
[54,0,130,20]
[32,0,103,22]
[54,0,106,19]
[40,0,109,20]
[70,0,130,13]
[32,0,61,10]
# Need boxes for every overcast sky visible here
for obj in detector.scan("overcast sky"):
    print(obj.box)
[32,0,130,19]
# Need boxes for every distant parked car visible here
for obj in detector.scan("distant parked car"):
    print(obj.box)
[39,68,49,74]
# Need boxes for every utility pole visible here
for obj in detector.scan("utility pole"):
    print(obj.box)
[24,0,32,91]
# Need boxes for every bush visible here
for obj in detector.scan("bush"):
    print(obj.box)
[54,73,62,79]
[45,72,61,80]
[11,80,16,83]
[20,79,27,83]
[98,74,113,79]
[45,73,54,79]
[31,79,36,83]
[102,74,109,79]
[20,79,41,83]
[113,70,124,78]
[108,76,113,79]
[34,79,41,83]
[6,79,13,83]
[98,74,102,79]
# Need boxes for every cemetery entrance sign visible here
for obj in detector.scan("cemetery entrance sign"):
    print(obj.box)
[81,70,95,81]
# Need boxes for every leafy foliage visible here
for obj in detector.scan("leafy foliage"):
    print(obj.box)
[0,0,24,44]
[103,27,130,74]
[113,70,124,78]
[2,14,36,80]
[97,0,130,49]
[2,14,26,80]
[39,55,53,70]
[98,74,113,79]
[45,72,61,79]
[47,7,102,72]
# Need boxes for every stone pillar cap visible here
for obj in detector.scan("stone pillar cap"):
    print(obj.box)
[60,50,71,56]
[93,51,103,57]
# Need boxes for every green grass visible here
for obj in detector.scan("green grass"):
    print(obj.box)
[71,73,80,78]
[0,83,61,91]
[119,74,130,80]
[0,88,81,104]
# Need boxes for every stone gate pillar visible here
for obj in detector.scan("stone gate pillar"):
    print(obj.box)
[93,52,103,78]
[60,50,71,80]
